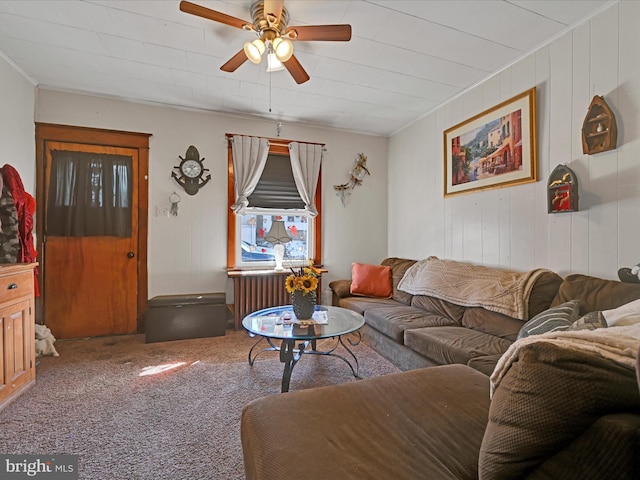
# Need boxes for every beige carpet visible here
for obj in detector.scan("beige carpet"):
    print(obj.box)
[0,330,400,479]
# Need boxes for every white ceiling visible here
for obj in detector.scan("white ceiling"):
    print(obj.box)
[0,0,613,137]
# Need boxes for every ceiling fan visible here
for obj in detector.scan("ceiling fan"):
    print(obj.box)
[179,0,352,84]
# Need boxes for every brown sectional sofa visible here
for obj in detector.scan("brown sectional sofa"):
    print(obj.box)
[241,257,640,479]
[329,257,564,373]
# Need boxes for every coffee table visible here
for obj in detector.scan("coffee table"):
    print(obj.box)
[242,305,365,392]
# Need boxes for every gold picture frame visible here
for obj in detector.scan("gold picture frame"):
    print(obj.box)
[443,87,537,197]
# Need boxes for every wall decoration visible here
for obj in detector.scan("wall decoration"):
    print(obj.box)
[172,145,211,195]
[334,183,351,207]
[169,191,181,216]
[334,153,370,206]
[581,95,617,155]
[547,164,578,213]
[443,87,537,197]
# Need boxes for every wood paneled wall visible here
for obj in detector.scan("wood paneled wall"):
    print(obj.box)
[389,1,640,280]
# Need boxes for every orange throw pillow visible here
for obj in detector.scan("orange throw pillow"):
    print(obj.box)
[350,263,393,298]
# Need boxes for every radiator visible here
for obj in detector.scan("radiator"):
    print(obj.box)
[230,272,322,329]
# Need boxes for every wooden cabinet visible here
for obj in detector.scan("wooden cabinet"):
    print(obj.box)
[0,263,37,410]
[582,95,618,155]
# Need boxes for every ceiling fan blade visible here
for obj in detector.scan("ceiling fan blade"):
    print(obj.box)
[284,55,310,84]
[264,0,284,25]
[286,24,352,42]
[180,1,251,30]
[220,49,249,72]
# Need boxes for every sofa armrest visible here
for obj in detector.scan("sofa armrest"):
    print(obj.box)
[479,343,640,480]
[329,279,352,306]
[329,279,352,298]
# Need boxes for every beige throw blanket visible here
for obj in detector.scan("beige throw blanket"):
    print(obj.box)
[490,322,640,397]
[397,257,550,320]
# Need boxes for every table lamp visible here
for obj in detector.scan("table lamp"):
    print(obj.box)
[264,220,291,271]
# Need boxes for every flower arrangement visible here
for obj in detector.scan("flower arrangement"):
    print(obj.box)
[285,260,321,295]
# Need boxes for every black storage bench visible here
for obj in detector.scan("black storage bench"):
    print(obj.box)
[145,293,227,343]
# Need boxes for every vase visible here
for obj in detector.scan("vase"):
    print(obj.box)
[292,290,317,320]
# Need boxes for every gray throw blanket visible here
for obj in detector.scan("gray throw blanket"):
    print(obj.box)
[397,256,550,320]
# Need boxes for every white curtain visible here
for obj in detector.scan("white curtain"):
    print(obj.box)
[231,136,270,215]
[288,142,323,217]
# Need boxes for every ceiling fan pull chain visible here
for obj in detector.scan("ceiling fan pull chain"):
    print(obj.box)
[269,68,272,113]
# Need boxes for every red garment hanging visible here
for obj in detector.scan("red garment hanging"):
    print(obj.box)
[1,164,39,296]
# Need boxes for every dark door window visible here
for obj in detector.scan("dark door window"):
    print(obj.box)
[47,150,132,237]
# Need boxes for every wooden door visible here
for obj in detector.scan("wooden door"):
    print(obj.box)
[35,123,150,340]
[43,142,139,339]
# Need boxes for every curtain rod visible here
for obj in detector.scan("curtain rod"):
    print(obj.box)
[225,133,326,149]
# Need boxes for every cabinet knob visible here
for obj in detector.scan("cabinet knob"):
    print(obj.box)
[7,283,17,290]
[127,252,135,258]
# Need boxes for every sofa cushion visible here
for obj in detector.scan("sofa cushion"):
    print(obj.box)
[517,300,580,339]
[350,262,392,298]
[478,342,640,480]
[241,365,491,480]
[404,327,512,365]
[381,257,417,305]
[551,274,640,315]
[467,354,502,376]
[531,413,640,480]
[337,296,400,316]
[527,270,563,318]
[462,308,524,342]
[411,295,466,323]
[364,306,458,343]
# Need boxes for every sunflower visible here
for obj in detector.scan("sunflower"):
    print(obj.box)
[285,259,320,295]
[298,275,318,294]
[285,274,299,294]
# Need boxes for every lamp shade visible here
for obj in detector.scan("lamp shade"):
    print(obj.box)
[272,37,293,62]
[266,53,285,72]
[264,220,291,244]
[244,39,265,64]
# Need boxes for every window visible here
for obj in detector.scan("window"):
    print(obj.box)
[47,150,132,237]
[238,213,313,267]
[226,135,322,269]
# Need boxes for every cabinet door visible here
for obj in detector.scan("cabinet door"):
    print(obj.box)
[0,299,33,406]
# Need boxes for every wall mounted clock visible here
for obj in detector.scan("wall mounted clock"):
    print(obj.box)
[172,145,211,195]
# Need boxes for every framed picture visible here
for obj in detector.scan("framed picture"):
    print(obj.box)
[443,87,537,197]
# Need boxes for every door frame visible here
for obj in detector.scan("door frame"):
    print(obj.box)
[35,123,151,331]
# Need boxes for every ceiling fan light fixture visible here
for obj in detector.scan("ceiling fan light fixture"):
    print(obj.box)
[272,37,293,62]
[244,39,265,63]
[179,1,352,84]
[266,52,285,72]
